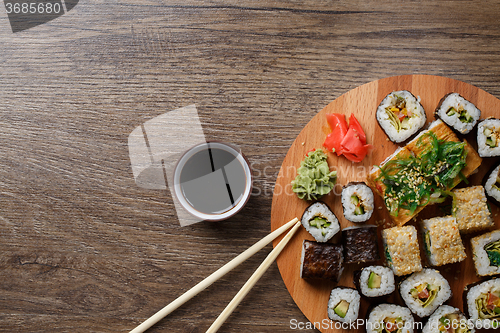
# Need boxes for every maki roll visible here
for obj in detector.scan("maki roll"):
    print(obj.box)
[464,277,500,329]
[471,230,500,277]
[420,216,467,267]
[300,240,343,282]
[327,287,361,323]
[342,225,380,264]
[422,305,475,333]
[354,265,395,298]
[366,304,414,333]
[300,202,340,242]
[400,268,452,318]
[376,90,426,143]
[452,186,494,234]
[478,118,500,158]
[435,93,481,134]
[483,162,500,206]
[382,225,422,276]
[341,182,374,223]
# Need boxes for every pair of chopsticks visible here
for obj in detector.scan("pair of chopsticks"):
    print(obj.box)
[130,217,301,333]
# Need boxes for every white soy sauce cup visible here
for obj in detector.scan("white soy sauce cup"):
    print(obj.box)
[173,142,252,221]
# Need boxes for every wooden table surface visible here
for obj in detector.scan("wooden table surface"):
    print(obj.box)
[2,1,500,332]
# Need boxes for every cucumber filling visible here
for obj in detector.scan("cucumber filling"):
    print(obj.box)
[385,96,413,132]
[475,289,500,320]
[447,106,473,123]
[375,317,404,333]
[484,239,500,267]
[308,215,331,236]
[350,194,365,215]
[484,127,499,148]
[438,313,471,333]
[410,283,440,308]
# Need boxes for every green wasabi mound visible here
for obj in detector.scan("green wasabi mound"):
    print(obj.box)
[291,150,337,201]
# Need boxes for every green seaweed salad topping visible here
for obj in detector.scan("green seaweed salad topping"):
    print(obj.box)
[376,132,468,216]
[485,239,500,267]
[292,150,337,201]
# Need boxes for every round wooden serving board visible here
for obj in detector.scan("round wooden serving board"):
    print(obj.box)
[271,75,500,333]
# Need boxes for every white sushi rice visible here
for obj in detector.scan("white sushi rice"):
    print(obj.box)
[341,182,374,223]
[359,265,395,297]
[301,202,340,242]
[478,118,500,157]
[471,230,500,277]
[435,93,480,134]
[376,90,426,143]
[422,305,475,333]
[466,278,500,329]
[484,163,500,203]
[400,268,452,317]
[327,288,360,323]
[366,304,414,333]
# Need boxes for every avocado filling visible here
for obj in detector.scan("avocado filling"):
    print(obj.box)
[385,96,413,132]
[423,231,432,259]
[438,313,471,333]
[350,194,365,215]
[308,215,331,236]
[334,300,350,318]
[484,239,500,267]
[475,289,500,320]
[484,128,500,148]
[376,317,404,333]
[410,283,440,308]
[368,272,382,289]
[446,106,473,123]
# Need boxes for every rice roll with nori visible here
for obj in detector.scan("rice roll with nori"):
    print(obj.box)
[435,93,480,134]
[478,118,500,157]
[422,305,475,333]
[464,277,500,329]
[382,225,422,276]
[376,90,426,143]
[366,304,414,333]
[355,265,395,298]
[341,182,374,223]
[483,162,500,206]
[300,240,343,282]
[300,201,340,242]
[471,230,500,277]
[327,287,361,323]
[342,225,380,264]
[400,268,452,318]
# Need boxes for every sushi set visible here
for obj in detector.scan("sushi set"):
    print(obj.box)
[270,75,500,332]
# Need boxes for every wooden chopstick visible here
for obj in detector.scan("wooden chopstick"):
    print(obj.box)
[129,217,299,333]
[205,220,302,333]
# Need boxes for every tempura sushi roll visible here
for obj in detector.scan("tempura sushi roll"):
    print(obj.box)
[420,216,466,266]
[382,225,422,276]
[376,90,426,143]
[400,268,452,318]
[366,304,414,333]
[471,230,500,277]
[354,265,395,298]
[435,93,480,134]
[300,240,343,282]
[300,201,340,242]
[452,186,494,234]
[341,182,374,223]
[483,162,500,206]
[327,287,361,323]
[342,225,380,264]
[478,118,500,158]
[422,305,475,333]
[464,277,500,329]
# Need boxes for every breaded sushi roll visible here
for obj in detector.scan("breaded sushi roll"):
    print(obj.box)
[478,118,500,158]
[376,90,426,143]
[300,201,340,242]
[366,304,414,333]
[327,287,361,323]
[342,225,380,264]
[422,305,475,333]
[354,265,395,299]
[471,230,500,277]
[382,225,422,276]
[452,186,494,234]
[420,216,466,266]
[400,268,452,318]
[341,182,374,223]
[483,162,500,206]
[300,240,343,282]
[435,93,480,134]
[464,277,500,329]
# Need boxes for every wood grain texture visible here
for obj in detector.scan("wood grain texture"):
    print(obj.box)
[2,1,500,332]
[271,75,500,333]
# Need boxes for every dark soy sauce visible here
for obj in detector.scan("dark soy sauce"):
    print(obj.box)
[179,145,247,215]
